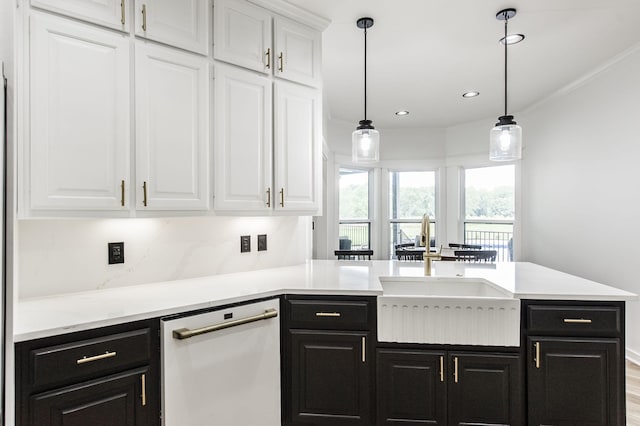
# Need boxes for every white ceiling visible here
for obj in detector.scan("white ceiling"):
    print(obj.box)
[284,0,640,129]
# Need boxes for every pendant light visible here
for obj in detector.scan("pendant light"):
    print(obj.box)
[352,17,379,163]
[490,8,522,161]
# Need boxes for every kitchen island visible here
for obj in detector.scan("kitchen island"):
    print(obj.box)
[13,260,637,426]
[14,260,636,341]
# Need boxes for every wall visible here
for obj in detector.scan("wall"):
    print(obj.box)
[18,216,311,299]
[519,45,640,362]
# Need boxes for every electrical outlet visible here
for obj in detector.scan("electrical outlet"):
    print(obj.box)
[108,242,124,264]
[240,235,251,253]
[258,234,267,251]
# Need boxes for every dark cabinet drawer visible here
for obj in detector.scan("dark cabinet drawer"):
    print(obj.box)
[526,305,621,335]
[30,328,151,389]
[287,299,372,330]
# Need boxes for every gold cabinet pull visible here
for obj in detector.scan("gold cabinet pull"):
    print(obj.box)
[563,318,592,324]
[361,337,366,363]
[454,356,459,383]
[266,187,271,207]
[278,52,283,72]
[315,312,340,317]
[120,180,125,207]
[265,48,271,69]
[141,374,147,406]
[120,0,125,25]
[279,188,284,207]
[143,181,148,207]
[534,342,541,369]
[439,356,444,382]
[141,4,147,31]
[77,351,117,365]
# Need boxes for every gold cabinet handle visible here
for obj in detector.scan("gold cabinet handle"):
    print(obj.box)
[563,318,592,324]
[265,48,271,69]
[120,180,125,207]
[77,351,117,365]
[266,187,271,207]
[141,374,146,406]
[315,312,340,317]
[278,52,283,72]
[361,337,366,363]
[120,0,125,25]
[143,181,148,207]
[141,4,147,31]
[439,356,444,382]
[454,357,459,383]
[534,342,541,369]
[279,188,284,207]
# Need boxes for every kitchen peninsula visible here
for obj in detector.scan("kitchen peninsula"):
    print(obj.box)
[14,261,636,426]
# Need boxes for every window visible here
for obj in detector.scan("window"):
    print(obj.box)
[389,171,436,257]
[464,165,514,261]
[338,168,370,250]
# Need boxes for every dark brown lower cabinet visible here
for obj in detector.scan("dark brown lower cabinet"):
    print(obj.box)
[376,349,446,425]
[527,336,622,426]
[376,348,522,426]
[16,319,159,426]
[31,367,151,426]
[287,329,372,425]
[448,352,522,426]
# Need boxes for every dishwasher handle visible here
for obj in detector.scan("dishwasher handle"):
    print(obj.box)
[172,308,278,340]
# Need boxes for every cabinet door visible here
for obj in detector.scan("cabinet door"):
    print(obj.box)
[287,330,372,425]
[527,337,622,426]
[213,0,272,73]
[274,81,321,213]
[274,16,321,87]
[214,64,272,212]
[376,349,446,426]
[448,352,523,426]
[29,12,130,212]
[134,0,209,55]
[30,367,152,426]
[31,0,129,31]
[135,42,209,211]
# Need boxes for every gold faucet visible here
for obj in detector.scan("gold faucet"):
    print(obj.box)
[423,249,441,276]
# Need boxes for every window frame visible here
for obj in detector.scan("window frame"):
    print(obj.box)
[337,167,373,251]
[460,164,516,262]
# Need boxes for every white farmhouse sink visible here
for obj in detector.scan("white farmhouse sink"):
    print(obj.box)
[379,277,512,298]
[377,276,520,347]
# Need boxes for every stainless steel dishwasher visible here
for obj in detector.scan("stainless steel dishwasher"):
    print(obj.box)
[162,298,281,425]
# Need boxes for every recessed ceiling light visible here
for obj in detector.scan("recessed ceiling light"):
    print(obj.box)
[499,34,525,45]
[462,91,480,98]
[395,110,409,116]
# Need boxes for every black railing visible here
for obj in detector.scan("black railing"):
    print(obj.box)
[464,226,513,262]
[338,222,371,250]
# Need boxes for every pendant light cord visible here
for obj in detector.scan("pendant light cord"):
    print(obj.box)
[504,14,508,117]
[364,24,368,121]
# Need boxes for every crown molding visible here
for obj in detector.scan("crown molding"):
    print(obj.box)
[247,0,331,31]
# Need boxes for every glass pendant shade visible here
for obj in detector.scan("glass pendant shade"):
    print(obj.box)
[352,125,380,163]
[489,116,522,161]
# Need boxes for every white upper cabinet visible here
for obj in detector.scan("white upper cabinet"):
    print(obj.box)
[134,0,209,55]
[273,16,321,88]
[29,12,130,211]
[274,81,321,212]
[214,64,273,212]
[214,0,321,88]
[30,0,130,31]
[135,42,210,211]
[213,0,272,74]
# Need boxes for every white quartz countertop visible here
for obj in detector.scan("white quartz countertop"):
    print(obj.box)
[14,260,637,342]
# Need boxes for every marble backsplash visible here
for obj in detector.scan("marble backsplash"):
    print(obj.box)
[17,216,311,299]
